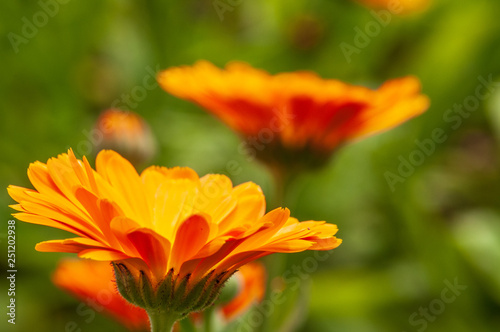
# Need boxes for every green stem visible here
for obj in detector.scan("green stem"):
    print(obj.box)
[203,306,214,332]
[179,317,197,332]
[260,165,299,332]
[147,310,178,332]
[269,164,295,209]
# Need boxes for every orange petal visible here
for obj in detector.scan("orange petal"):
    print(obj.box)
[17,200,102,241]
[127,228,170,278]
[109,216,142,256]
[96,150,151,227]
[234,208,290,253]
[35,237,106,253]
[169,215,210,272]
[27,161,61,196]
[11,213,91,238]
[78,249,131,261]
[152,179,199,239]
[74,187,121,247]
[258,239,313,252]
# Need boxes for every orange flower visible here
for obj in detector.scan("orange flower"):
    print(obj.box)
[158,61,429,169]
[355,0,430,14]
[94,109,156,165]
[53,259,149,331]
[221,262,265,321]
[8,149,340,323]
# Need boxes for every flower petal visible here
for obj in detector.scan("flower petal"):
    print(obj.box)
[127,228,170,278]
[169,214,211,272]
[35,237,106,253]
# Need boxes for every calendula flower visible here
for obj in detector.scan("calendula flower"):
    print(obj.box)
[8,149,340,331]
[94,109,156,165]
[355,0,430,14]
[157,61,429,171]
[53,259,150,331]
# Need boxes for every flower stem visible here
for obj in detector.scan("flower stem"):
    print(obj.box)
[147,310,178,332]
[179,318,197,332]
[269,164,294,208]
[260,165,299,332]
[203,306,215,332]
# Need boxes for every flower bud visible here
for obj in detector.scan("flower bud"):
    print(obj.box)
[94,109,157,166]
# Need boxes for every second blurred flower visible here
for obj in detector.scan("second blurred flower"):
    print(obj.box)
[158,61,429,173]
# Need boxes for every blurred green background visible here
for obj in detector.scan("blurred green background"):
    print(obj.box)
[2,0,500,331]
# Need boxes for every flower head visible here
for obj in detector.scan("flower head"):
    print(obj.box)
[8,150,340,319]
[94,109,156,165]
[158,61,429,170]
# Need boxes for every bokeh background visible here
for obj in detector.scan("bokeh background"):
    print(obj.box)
[2,0,500,331]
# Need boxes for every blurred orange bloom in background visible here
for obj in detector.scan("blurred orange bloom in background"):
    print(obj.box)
[53,259,150,331]
[355,0,430,14]
[53,259,265,330]
[8,149,340,305]
[94,109,157,165]
[158,61,429,169]
[221,262,265,321]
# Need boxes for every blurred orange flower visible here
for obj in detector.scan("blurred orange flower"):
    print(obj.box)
[53,259,265,331]
[221,262,265,321]
[94,109,156,165]
[8,149,340,317]
[355,0,430,14]
[53,259,149,331]
[158,61,429,169]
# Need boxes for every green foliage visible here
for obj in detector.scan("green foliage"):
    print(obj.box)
[2,0,500,331]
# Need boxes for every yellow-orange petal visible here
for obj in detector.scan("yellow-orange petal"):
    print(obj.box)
[96,150,151,227]
[78,249,131,261]
[35,237,108,253]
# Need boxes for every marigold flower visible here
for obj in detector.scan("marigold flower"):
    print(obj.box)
[157,61,429,169]
[8,149,340,328]
[53,259,150,331]
[94,109,156,165]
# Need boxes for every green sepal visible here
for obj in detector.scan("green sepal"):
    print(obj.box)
[139,270,156,309]
[190,272,219,312]
[112,262,145,308]
[112,262,239,320]
[183,270,215,312]
[205,270,238,309]
[172,273,191,311]
[215,271,240,305]
[156,268,174,309]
